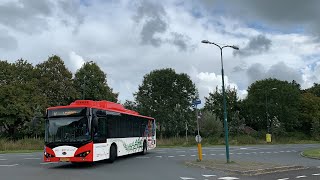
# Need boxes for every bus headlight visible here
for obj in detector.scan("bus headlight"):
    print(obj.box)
[75,151,91,157]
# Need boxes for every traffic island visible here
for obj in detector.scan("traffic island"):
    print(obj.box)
[301,148,320,160]
[185,160,307,176]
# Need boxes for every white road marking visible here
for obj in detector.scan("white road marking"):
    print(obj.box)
[286,151,291,153]
[237,153,242,155]
[245,153,250,155]
[240,148,247,150]
[202,174,216,177]
[191,155,196,157]
[176,151,186,153]
[180,177,195,180]
[0,164,19,167]
[273,152,279,153]
[266,152,271,154]
[168,156,175,158]
[296,175,307,178]
[260,152,265,153]
[179,155,186,157]
[312,173,320,176]
[155,156,162,158]
[24,158,41,160]
[218,177,239,180]
[280,151,285,152]
[277,178,289,180]
[136,157,149,159]
[40,162,58,165]
[230,153,234,155]
[202,154,206,156]
[0,159,7,161]
[17,154,34,157]
[210,154,216,156]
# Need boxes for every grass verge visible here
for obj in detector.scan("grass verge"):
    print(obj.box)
[301,148,320,159]
[0,138,43,152]
[157,135,319,147]
[185,160,307,176]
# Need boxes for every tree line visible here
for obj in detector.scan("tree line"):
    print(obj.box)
[0,55,319,140]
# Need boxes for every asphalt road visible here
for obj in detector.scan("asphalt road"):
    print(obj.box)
[0,144,319,180]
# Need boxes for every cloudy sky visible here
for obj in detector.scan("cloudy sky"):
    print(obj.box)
[1,0,320,104]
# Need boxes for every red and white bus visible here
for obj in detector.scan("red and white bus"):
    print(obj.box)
[44,100,156,163]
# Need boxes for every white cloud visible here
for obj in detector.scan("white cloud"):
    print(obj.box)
[68,51,85,72]
[0,0,320,105]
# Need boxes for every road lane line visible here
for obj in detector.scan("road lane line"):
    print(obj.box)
[40,162,58,165]
[210,154,216,156]
[190,155,196,157]
[277,178,289,180]
[168,156,174,158]
[155,156,162,158]
[218,177,239,180]
[219,154,224,156]
[0,159,7,161]
[312,173,320,176]
[296,175,307,178]
[180,177,195,180]
[135,157,149,159]
[179,155,186,157]
[0,164,19,167]
[176,151,186,153]
[24,158,41,160]
[202,174,216,177]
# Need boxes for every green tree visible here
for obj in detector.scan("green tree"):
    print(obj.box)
[299,92,320,137]
[123,100,138,111]
[134,68,198,137]
[203,86,240,133]
[199,110,223,137]
[242,78,301,133]
[0,59,45,138]
[36,55,76,106]
[73,61,118,102]
[306,83,320,97]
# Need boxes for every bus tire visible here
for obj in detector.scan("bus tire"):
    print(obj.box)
[141,141,147,155]
[109,144,117,163]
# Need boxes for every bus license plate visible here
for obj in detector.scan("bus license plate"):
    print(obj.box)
[60,158,70,162]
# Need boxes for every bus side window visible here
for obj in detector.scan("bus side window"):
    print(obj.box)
[93,117,107,143]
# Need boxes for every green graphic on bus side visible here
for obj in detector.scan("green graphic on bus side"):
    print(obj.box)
[122,139,143,152]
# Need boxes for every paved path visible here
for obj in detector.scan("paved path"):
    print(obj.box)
[0,144,319,180]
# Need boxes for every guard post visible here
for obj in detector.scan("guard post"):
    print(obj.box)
[193,99,202,161]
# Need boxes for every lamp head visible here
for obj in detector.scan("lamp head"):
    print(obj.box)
[201,40,210,44]
[232,45,239,50]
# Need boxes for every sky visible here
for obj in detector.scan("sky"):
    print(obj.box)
[1,0,320,104]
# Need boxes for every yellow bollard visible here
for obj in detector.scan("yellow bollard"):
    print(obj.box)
[266,133,272,143]
[197,143,202,161]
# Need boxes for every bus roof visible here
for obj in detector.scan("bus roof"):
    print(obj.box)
[47,100,154,120]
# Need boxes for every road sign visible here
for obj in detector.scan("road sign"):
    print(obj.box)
[195,135,202,143]
[192,100,201,106]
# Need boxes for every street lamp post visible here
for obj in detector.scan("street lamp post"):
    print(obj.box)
[201,40,239,163]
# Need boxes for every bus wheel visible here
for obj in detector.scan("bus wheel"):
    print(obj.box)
[141,141,147,155]
[109,144,117,163]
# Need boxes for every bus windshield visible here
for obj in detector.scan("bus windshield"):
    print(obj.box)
[45,116,90,143]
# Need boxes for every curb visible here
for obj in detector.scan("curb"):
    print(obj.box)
[300,152,320,160]
[185,162,308,176]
